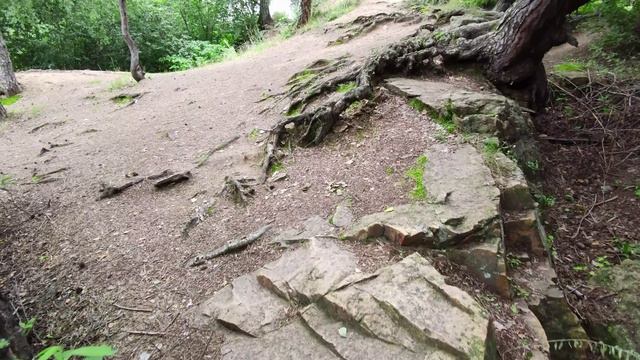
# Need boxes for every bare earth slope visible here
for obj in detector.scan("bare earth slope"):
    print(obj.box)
[0,1,430,358]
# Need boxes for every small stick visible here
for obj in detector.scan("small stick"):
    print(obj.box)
[189,225,271,266]
[125,330,166,336]
[195,135,240,168]
[98,178,143,200]
[114,303,153,313]
[571,195,618,238]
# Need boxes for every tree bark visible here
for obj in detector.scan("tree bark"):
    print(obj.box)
[493,0,515,11]
[298,0,312,27]
[259,0,273,29]
[118,0,145,82]
[0,104,6,120]
[483,0,589,109]
[0,32,21,97]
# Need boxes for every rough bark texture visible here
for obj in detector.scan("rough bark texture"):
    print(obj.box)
[0,104,6,120]
[259,0,273,29]
[0,32,20,96]
[118,0,145,82]
[494,0,515,11]
[0,294,33,360]
[298,0,312,27]
[483,0,588,108]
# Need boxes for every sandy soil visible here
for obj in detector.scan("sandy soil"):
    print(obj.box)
[0,1,434,358]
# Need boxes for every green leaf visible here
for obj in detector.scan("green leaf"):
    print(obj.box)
[62,345,115,359]
[37,345,64,360]
[0,338,10,350]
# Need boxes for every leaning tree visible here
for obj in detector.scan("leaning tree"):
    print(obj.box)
[0,31,20,97]
[298,0,312,27]
[259,0,273,29]
[263,0,589,172]
[118,0,145,82]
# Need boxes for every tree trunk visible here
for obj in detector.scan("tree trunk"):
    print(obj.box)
[259,0,273,29]
[493,0,515,11]
[118,0,145,82]
[0,104,6,120]
[0,32,21,97]
[483,0,588,109]
[298,0,312,27]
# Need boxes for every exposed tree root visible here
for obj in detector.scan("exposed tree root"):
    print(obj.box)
[328,12,420,46]
[222,176,257,205]
[189,225,271,266]
[260,1,584,179]
[195,135,240,168]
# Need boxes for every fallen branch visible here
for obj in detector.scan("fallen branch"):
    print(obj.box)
[98,178,143,200]
[114,303,153,313]
[571,195,619,238]
[195,135,240,168]
[189,225,271,266]
[147,169,173,180]
[154,171,191,189]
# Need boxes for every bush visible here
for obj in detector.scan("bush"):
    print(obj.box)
[161,39,236,71]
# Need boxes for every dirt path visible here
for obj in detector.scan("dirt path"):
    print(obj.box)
[0,1,427,358]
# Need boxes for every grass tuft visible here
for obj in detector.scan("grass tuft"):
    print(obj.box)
[406,155,428,200]
[0,95,21,106]
[336,81,357,93]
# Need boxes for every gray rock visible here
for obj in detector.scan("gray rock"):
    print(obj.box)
[331,202,354,228]
[300,304,425,360]
[514,258,589,359]
[271,215,335,247]
[345,144,500,248]
[385,78,532,140]
[319,253,495,359]
[193,273,290,336]
[257,238,356,304]
[447,225,509,297]
[221,319,340,360]
[486,151,536,211]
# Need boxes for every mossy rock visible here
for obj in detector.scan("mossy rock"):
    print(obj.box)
[590,259,640,352]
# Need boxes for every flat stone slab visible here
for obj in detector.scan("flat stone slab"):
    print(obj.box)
[319,253,493,359]
[257,238,357,304]
[385,77,531,140]
[271,215,336,247]
[198,239,496,359]
[346,144,500,248]
[193,273,290,336]
[221,319,340,360]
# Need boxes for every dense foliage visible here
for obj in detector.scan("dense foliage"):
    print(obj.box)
[0,0,261,72]
[578,0,640,58]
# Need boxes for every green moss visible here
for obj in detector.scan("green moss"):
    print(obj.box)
[107,76,136,91]
[269,161,284,175]
[0,94,21,106]
[408,98,427,112]
[248,128,261,141]
[112,95,133,105]
[553,61,587,73]
[336,81,357,93]
[286,103,303,117]
[405,155,428,200]
[290,70,316,84]
[345,100,364,116]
